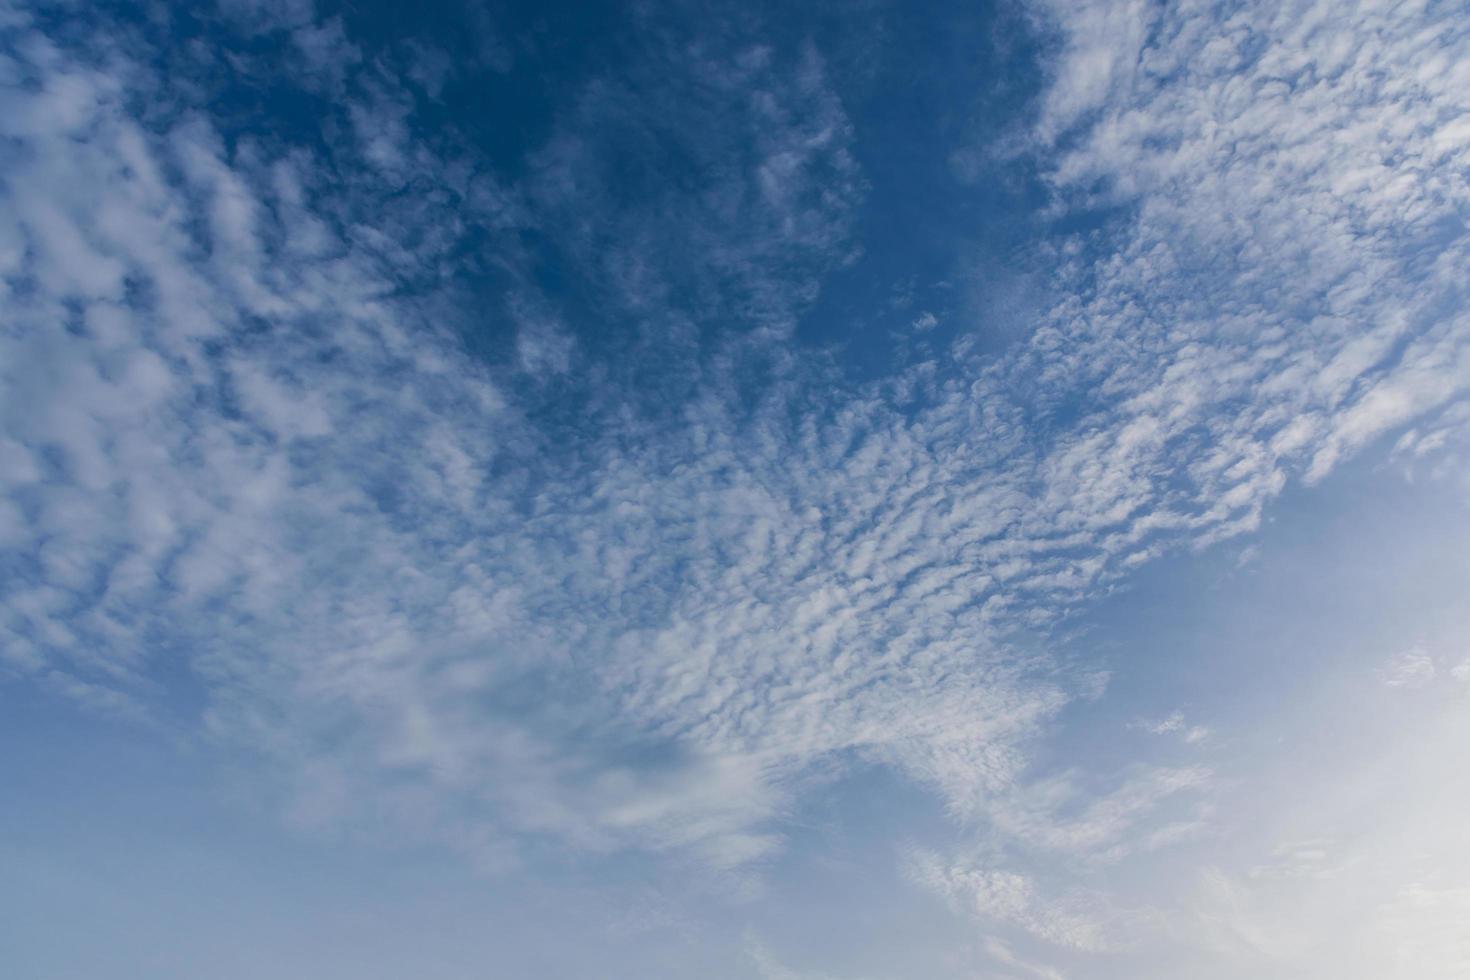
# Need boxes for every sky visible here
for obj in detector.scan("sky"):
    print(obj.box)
[2,0,1469,976]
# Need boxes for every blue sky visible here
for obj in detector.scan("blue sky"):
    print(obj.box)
[2,0,1469,976]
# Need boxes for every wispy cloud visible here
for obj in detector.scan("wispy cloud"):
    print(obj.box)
[1379,647,1436,689]
[1129,710,1209,743]
[2,5,1469,976]
[905,846,1121,952]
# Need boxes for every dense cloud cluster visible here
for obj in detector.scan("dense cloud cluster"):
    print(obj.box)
[2,0,1468,975]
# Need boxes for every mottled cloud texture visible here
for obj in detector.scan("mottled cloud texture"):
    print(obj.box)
[3,0,1469,976]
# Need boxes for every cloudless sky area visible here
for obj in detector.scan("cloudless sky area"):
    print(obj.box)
[3,0,1470,977]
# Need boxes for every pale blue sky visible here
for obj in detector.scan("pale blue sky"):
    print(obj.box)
[3,0,1469,977]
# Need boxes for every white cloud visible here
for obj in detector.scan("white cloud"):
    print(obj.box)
[1451,659,1470,687]
[1,2,1468,955]
[906,847,1114,952]
[1140,711,1185,735]
[1129,711,1210,743]
[1380,647,1437,689]
[981,937,1069,980]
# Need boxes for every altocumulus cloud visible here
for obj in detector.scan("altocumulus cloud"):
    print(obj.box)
[2,0,1470,975]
